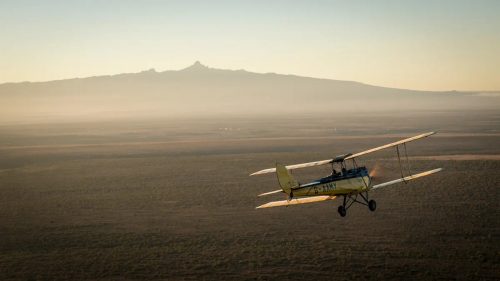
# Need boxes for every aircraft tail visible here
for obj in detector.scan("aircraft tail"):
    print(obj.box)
[275,163,299,195]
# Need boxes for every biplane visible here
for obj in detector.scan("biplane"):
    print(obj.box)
[250,132,442,217]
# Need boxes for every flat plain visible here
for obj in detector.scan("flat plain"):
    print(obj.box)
[0,111,499,280]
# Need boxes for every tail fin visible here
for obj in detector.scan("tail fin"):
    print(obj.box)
[276,163,299,195]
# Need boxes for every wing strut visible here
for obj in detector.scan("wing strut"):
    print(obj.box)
[395,141,414,183]
[396,145,405,180]
[404,143,412,176]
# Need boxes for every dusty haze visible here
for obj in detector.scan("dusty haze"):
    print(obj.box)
[1,62,499,125]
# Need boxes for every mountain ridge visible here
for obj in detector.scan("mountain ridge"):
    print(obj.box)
[0,62,498,124]
[2,62,496,95]
[0,61,434,93]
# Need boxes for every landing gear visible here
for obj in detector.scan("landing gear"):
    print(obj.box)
[368,199,377,211]
[337,192,376,217]
[338,205,346,217]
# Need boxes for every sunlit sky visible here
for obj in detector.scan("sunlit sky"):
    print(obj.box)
[1,0,499,91]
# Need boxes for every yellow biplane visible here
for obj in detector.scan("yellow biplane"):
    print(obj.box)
[251,132,442,217]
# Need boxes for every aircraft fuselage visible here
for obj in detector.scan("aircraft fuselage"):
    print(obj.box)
[292,167,370,197]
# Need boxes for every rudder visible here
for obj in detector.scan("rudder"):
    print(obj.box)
[276,163,299,195]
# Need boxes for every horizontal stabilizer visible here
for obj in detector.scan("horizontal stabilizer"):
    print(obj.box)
[258,189,283,197]
[371,168,442,190]
[256,195,336,209]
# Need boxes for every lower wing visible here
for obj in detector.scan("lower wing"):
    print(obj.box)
[256,195,336,209]
[371,168,442,190]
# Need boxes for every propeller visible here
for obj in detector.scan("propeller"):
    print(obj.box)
[369,162,383,180]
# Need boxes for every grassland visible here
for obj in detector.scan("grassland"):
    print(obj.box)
[0,111,499,280]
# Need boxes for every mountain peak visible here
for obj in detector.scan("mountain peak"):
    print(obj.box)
[181,61,209,71]
[140,68,156,73]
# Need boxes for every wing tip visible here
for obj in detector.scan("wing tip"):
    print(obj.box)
[250,168,276,176]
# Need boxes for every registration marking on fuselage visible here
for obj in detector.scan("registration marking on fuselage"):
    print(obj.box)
[313,182,337,194]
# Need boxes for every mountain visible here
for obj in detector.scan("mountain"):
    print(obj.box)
[0,62,498,124]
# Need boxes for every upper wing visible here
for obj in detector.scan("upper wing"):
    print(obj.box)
[371,168,442,190]
[256,195,336,209]
[250,159,333,176]
[258,189,283,197]
[344,132,436,160]
[250,132,436,176]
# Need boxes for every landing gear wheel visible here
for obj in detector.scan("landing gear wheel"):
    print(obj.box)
[338,206,346,217]
[368,200,377,211]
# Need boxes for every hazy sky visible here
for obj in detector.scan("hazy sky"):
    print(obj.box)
[1,0,499,91]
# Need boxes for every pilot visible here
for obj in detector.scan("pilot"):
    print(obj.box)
[330,169,338,178]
